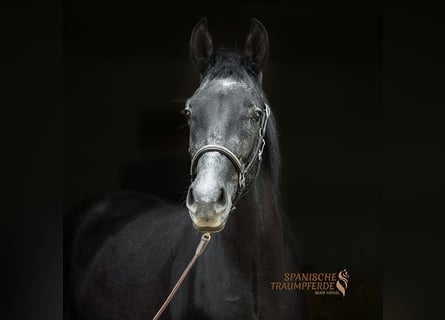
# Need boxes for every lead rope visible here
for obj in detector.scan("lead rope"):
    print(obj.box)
[152,232,212,320]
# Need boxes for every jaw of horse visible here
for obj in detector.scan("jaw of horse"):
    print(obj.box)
[190,209,229,233]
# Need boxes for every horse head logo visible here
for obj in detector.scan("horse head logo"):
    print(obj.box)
[336,269,349,297]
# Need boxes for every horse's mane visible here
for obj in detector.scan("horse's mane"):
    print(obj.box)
[203,48,260,81]
[264,113,281,200]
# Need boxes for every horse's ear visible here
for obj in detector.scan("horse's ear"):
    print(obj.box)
[190,18,213,74]
[245,18,269,71]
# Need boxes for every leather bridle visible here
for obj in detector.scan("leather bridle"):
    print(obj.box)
[189,102,271,205]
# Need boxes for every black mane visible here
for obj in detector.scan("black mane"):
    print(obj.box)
[203,49,260,81]
[264,113,281,199]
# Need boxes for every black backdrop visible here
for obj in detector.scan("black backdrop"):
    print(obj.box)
[64,1,382,319]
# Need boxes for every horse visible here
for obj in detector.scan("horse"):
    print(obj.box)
[66,18,307,320]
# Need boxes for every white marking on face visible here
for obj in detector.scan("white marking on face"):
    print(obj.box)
[214,78,241,88]
[196,77,248,94]
[193,153,222,203]
[188,152,234,228]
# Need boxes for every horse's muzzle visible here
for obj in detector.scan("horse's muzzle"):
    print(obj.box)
[186,184,230,233]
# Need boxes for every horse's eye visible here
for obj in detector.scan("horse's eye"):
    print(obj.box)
[182,108,192,121]
[252,109,262,122]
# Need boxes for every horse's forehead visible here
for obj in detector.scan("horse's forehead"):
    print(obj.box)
[210,78,248,89]
[195,78,252,100]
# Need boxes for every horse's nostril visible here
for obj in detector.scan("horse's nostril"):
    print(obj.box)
[186,188,196,211]
[217,188,226,205]
[213,188,228,214]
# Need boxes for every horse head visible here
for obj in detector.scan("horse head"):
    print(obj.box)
[185,18,271,232]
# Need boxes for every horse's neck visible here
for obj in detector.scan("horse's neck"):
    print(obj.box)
[215,169,288,317]
[222,168,286,274]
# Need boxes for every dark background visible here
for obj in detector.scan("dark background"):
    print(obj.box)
[6,1,445,319]
[64,0,382,319]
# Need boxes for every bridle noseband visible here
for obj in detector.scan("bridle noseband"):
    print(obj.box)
[189,102,271,204]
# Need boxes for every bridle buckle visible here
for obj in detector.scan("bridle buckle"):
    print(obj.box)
[258,137,266,161]
[239,172,246,190]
